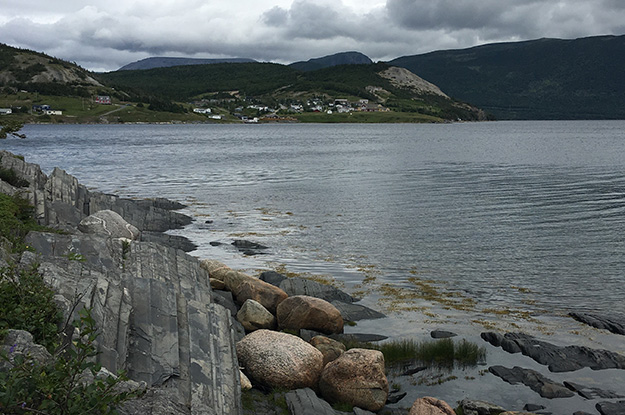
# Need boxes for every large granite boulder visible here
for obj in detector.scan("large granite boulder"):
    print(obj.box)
[236,299,276,332]
[409,397,456,415]
[277,295,344,335]
[310,336,346,367]
[236,329,324,390]
[233,277,288,315]
[78,209,141,240]
[318,348,388,412]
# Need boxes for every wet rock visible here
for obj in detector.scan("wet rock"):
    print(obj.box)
[277,295,344,335]
[596,401,625,415]
[458,398,506,415]
[319,348,389,412]
[482,332,625,372]
[409,397,455,415]
[327,332,388,343]
[279,277,356,303]
[570,312,625,335]
[331,300,386,322]
[310,335,346,366]
[140,231,197,252]
[400,365,427,376]
[213,290,238,316]
[237,330,324,390]
[430,330,457,339]
[488,366,574,398]
[232,239,268,255]
[284,388,336,415]
[237,299,276,332]
[564,381,624,399]
[523,404,545,412]
[259,270,287,287]
[387,391,407,404]
[78,209,141,240]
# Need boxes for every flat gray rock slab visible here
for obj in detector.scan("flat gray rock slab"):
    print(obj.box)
[331,301,385,322]
[489,366,574,399]
[285,388,337,415]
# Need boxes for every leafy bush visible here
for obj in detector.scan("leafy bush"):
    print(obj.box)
[0,264,61,351]
[0,193,49,252]
[0,308,142,414]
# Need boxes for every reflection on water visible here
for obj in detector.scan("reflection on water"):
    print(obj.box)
[5,121,625,412]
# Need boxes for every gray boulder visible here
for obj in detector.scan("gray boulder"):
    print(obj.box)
[285,388,337,415]
[331,300,385,322]
[78,209,141,240]
[237,299,276,332]
[0,330,51,370]
[279,277,356,303]
[596,401,625,415]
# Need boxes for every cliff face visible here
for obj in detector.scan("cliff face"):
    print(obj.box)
[0,151,242,415]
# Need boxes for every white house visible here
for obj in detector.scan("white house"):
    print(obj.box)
[45,110,63,116]
[0,108,12,115]
[193,108,212,114]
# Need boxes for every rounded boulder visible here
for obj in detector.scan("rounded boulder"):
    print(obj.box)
[236,299,276,332]
[236,329,324,390]
[78,210,140,240]
[277,295,344,334]
[318,348,388,412]
[409,397,456,415]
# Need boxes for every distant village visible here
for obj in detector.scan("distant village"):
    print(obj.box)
[1,93,390,123]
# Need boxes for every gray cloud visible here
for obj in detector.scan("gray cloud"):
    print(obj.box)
[0,0,623,71]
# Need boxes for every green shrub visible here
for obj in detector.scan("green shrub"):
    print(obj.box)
[0,308,142,414]
[0,264,61,351]
[0,167,29,188]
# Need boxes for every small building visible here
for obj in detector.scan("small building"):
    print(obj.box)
[193,108,212,114]
[45,110,63,116]
[32,104,51,112]
[0,108,12,115]
[95,96,112,105]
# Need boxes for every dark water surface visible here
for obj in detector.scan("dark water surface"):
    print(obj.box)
[4,121,625,412]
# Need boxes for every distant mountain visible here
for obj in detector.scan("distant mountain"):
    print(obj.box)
[289,51,372,71]
[390,34,625,120]
[118,57,257,71]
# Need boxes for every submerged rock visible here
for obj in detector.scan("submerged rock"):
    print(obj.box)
[570,312,625,336]
[488,366,574,399]
[596,400,625,415]
[482,332,625,372]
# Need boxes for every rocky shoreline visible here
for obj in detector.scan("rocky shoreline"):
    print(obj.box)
[1,150,625,415]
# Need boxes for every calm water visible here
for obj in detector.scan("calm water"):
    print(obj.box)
[5,121,625,411]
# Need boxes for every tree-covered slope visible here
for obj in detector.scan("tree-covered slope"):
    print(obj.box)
[390,35,625,120]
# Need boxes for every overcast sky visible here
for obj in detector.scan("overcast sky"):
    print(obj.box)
[1,0,624,72]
